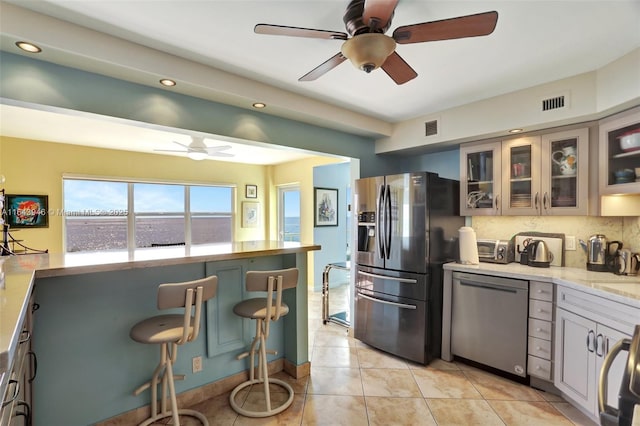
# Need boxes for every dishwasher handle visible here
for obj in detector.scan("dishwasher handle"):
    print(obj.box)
[458,279,520,294]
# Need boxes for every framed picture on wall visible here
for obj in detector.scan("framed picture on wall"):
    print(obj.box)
[245,184,257,199]
[4,194,49,228]
[314,187,338,227]
[242,201,259,228]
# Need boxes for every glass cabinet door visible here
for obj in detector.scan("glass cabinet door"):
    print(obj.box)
[502,136,540,215]
[541,128,589,215]
[459,141,501,216]
[599,108,640,195]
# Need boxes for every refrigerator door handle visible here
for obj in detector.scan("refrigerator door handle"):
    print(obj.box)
[385,184,392,259]
[358,270,418,284]
[377,184,386,259]
[357,292,417,310]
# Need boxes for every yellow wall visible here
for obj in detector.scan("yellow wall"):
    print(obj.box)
[0,136,333,253]
[269,156,344,285]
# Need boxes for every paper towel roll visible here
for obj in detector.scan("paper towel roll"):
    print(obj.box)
[459,227,479,265]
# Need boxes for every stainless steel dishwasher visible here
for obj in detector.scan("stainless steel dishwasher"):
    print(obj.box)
[451,271,529,377]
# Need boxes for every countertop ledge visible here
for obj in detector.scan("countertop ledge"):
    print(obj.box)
[444,261,640,308]
[4,241,321,278]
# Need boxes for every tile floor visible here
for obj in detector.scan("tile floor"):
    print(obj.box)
[177,286,598,425]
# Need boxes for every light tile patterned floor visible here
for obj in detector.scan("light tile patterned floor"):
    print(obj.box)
[176,287,598,425]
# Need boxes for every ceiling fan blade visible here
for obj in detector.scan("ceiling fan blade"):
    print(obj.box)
[393,11,498,44]
[362,0,399,30]
[154,149,189,153]
[381,52,417,85]
[299,53,347,82]
[172,140,192,149]
[209,152,234,158]
[255,24,347,40]
[205,145,232,154]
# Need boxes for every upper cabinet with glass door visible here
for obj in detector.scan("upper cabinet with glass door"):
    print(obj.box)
[459,141,502,216]
[501,136,541,215]
[540,128,589,215]
[599,107,640,195]
[502,128,589,216]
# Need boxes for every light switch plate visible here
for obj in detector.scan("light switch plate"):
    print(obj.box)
[514,235,564,267]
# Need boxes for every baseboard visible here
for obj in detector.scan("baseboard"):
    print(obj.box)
[96,358,290,425]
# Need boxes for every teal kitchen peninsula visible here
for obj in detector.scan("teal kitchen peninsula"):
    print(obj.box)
[0,241,320,425]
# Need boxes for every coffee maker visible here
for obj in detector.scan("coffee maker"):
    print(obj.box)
[586,234,622,272]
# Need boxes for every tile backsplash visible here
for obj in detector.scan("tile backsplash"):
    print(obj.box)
[471,216,640,268]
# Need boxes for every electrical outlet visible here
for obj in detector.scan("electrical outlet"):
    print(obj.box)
[192,356,202,373]
[565,236,576,251]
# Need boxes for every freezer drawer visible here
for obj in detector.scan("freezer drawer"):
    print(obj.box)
[354,288,428,364]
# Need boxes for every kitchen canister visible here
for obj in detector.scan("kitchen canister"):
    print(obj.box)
[458,226,479,265]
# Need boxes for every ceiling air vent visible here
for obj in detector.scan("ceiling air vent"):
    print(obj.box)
[425,119,438,137]
[541,94,567,111]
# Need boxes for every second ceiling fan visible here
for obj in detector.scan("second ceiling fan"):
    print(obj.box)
[255,0,498,85]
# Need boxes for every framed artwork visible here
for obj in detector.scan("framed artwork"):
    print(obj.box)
[245,184,257,199]
[4,194,49,228]
[314,187,338,227]
[242,201,259,228]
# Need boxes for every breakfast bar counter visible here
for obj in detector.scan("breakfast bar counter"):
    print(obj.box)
[0,241,320,425]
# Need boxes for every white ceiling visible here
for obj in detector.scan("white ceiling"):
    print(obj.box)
[1,0,639,163]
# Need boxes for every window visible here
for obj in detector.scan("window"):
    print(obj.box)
[64,178,233,252]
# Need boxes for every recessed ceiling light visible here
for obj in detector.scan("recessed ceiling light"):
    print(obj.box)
[509,128,524,133]
[159,79,176,87]
[15,41,42,53]
[252,102,266,109]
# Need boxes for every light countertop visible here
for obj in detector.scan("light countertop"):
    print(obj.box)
[444,261,640,308]
[0,241,320,395]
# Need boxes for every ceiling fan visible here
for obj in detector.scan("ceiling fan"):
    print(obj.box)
[255,0,498,85]
[154,136,234,160]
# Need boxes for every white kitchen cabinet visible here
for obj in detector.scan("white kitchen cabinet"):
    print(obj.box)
[527,281,554,381]
[599,106,640,195]
[502,128,589,215]
[554,286,636,419]
[459,127,589,216]
[459,141,502,215]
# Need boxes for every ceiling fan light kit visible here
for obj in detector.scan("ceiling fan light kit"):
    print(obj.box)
[341,33,396,73]
[255,0,498,85]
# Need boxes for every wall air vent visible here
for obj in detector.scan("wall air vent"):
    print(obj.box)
[424,119,438,137]
[541,94,567,111]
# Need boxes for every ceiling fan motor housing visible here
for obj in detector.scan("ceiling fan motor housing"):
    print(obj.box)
[343,0,393,35]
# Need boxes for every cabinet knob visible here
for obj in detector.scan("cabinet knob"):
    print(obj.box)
[536,328,542,332]
[536,365,541,370]
[536,346,541,350]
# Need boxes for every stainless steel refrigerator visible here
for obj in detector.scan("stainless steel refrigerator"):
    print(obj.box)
[354,172,463,364]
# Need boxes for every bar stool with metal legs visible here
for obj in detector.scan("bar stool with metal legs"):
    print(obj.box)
[130,275,218,426]
[229,268,298,417]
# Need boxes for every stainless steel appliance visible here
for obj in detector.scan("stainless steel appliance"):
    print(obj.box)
[476,239,514,264]
[527,239,554,268]
[451,272,529,377]
[587,234,622,272]
[354,172,463,364]
[599,325,640,426]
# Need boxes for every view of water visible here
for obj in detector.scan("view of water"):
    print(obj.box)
[283,216,300,242]
[65,216,231,252]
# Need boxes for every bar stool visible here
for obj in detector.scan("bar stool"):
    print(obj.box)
[130,275,218,426]
[229,268,298,417]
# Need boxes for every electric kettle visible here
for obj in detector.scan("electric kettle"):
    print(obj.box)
[586,234,622,272]
[527,240,554,268]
